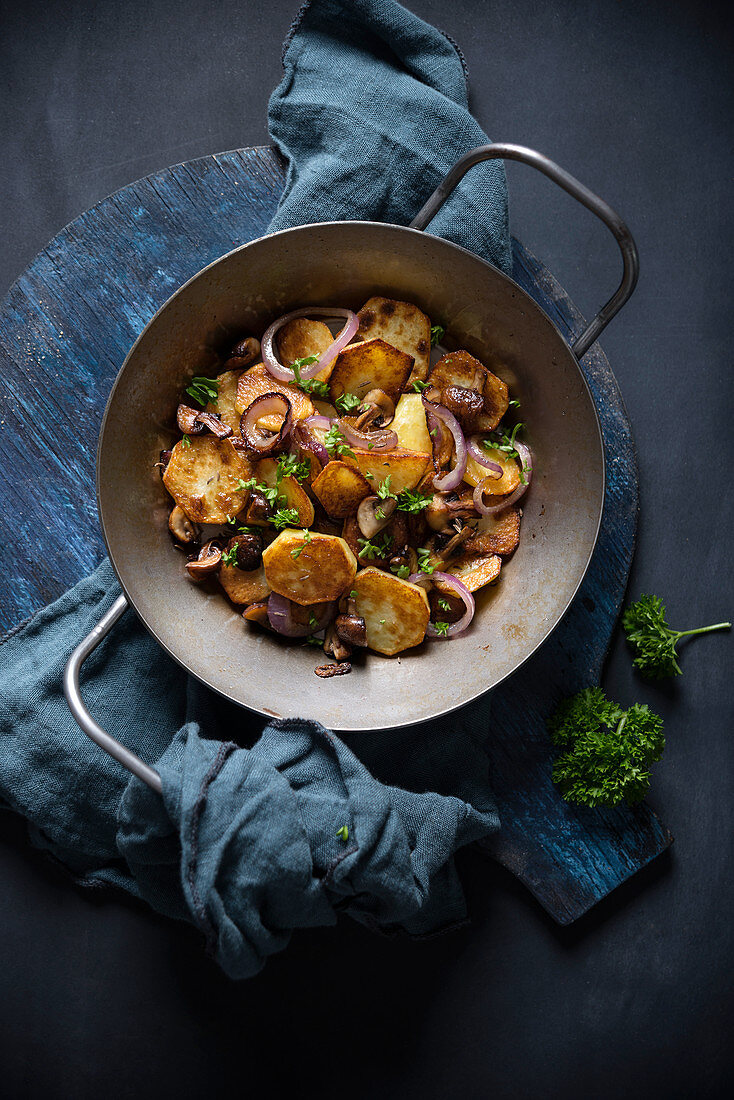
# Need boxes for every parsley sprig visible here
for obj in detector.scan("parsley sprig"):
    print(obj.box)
[290,357,329,399]
[397,487,433,514]
[271,507,301,531]
[390,562,410,579]
[221,543,240,567]
[185,376,219,407]
[482,422,529,483]
[324,424,355,459]
[277,452,311,483]
[433,620,450,636]
[417,548,435,575]
[290,529,312,558]
[622,594,731,679]
[410,379,430,393]
[358,533,393,559]
[430,324,445,347]
[549,687,665,807]
[334,391,362,414]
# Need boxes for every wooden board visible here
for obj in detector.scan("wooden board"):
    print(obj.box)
[0,145,671,923]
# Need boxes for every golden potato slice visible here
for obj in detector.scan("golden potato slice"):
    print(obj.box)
[328,338,414,406]
[254,457,315,527]
[218,561,270,605]
[448,553,502,592]
[311,461,372,518]
[465,508,521,556]
[463,446,521,494]
[162,436,251,524]
[430,350,509,431]
[392,393,432,455]
[356,297,431,383]
[235,364,314,431]
[205,368,241,433]
[262,531,357,605]
[347,449,430,494]
[277,318,334,382]
[352,567,430,656]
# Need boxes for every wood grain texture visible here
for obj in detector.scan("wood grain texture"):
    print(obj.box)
[0,145,671,923]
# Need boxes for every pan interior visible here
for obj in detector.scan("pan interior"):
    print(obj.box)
[97,222,604,731]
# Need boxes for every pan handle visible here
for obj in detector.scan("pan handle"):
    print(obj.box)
[63,593,163,793]
[409,143,639,360]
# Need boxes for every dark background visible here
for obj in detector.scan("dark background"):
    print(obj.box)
[1,0,732,1096]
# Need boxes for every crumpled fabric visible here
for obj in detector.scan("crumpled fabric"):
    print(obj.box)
[0,0,509,979]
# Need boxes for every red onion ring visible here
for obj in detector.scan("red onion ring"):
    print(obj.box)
[466,435,503,477]
[267,593,334,637]
[473,440,533,515]
[261,307,359,383]
[422,397,467,492]
[337,416,397,453]
[407,570,476,639]
[293,420,329,466]
[239,392,293,454]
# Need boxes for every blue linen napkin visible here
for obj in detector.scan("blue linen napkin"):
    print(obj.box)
[0,0,508,979]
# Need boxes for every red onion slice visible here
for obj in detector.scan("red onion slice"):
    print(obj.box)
[239,392,293,454]
[337,416,397,453]
[466,435,503,477]
[473,440,533,515]
[267,593,334,637]
[422,396,468,491]
[407,570,476,639]
[261,307,359,383]
[293,419,330,466]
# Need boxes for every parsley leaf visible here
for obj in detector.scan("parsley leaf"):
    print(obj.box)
[185,376,219,407]
[335,391,363,414]
[397,487,433,514]
[430,324,445,347]
[622,594,731,679]
[417,548,435,575]
[508,398,521,409]
[438,598,451,612]
[181,434,192,449]
[549,687,665,807]
[238,478,282,507]
[433,621,450,636]
[290,357,330,399]
[277,452,311,483]
[336,825,349,842]
[358,533,393,559]
[290,529,312,558]
[324,424,355,459]
[390,562,410,579]
[482,422,528,483]
[376,475,396,500]
[271,507,301,531]
[410,379,430,393]
[221,543,239,567]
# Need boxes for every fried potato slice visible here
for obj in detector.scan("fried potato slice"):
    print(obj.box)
[465,507,521,556]
[356,297,431,383]
[328,338,414,406]
[430,350,508,431]
[277,318,334,382]
[352,567,430,655]
[391,393,432,455]
[263,531,357,605]
[235,364,314,431]
[347,449,430,494]
[204,368,241,433]
[254,457,315,527]
[311,460,372,518]
[218,561,270,605]
[447,553,502,592]
[163,436,251,524]
[463,446,521,494]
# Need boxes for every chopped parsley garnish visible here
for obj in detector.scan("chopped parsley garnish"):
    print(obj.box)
[277,452,311,483]
[336,825,349,842]
[430,324,445,346]
[323,424,355,459]
[185,376,219,407]
[181,434,192,449]
[396,487,433,514]
[376,475,396,500]
[290,357,329,399]
[410,379,430,393]
[290,529,312,558]
[221,543,240,567]
[305,635,322,647]
[349,590,358,598]
[482,422,528,483]
[335,391,363,414]
[622,594,731,679]
[417,548,436,575]
[390,562,410,579]
[357,533,393,559]
[438,598,451,612]
[433,621,450,636]
[508,398,521,409]
[271,507,301,531]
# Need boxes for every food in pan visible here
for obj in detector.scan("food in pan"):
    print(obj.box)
[159,297,532,673]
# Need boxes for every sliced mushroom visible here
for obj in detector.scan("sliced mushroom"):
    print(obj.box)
[426,491,478,531]
[177,404,206,435]
[314,661,352,678]
[430,523,474,565]
[168,505,200,544]
[335,612,367,648]
[223,336,260,371]
[440,385,484,430]
[242,600,270,628]
[224,531,263,572]
[245,490,272,527]
[185,540,222,580]
[324,624,352,662]
[194,411,232,439]
[156,449,173,479]
[357,494,397,539]
[354,388,395,429]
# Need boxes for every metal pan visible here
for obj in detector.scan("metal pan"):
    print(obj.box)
[64,145,638,790]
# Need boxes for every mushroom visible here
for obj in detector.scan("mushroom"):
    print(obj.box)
[335,612,367,648]
[176,404,206,435]
[223,336,260,371]
[185,540,222,581]
[242,601,270,628]
[430,523,474,564]
[194,411,232,439]
[155,449,173,480]
[168,505,200,544]
[224,531,263,572]
[425,491,478,531]
[354,388,395,429]
[440,385,484,430]
[245,491,272,527]
[324,624,352,662]
[357,494,397,539]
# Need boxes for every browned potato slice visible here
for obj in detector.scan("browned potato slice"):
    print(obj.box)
[391,393,432,455]
[205,368,241,433]
[218,562,270,605]
[352,567,430,655]
[277,317,336,383]
[448,553,502,592]
[356,297,431,383]
[254,457,315,527]
[311,461,371,518]
[430,350,509,431]
[163,436,251,524]
[465,508,521,556]
[235,364,314,431]
[463,446,521,494]
[328,338,413,406]
[262,531,357,605]
[347,449,430,494]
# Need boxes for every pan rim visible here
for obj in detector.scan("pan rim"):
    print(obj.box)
[96,220,605,732]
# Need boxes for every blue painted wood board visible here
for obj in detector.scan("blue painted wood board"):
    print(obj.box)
[0,145,672,924]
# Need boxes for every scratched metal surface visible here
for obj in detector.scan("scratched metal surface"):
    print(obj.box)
[0,145,671,923]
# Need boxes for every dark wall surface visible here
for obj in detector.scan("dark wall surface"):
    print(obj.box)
[1,1,732,1097]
